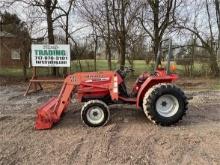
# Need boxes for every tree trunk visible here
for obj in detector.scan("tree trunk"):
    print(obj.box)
[23,64,27,81]
[119,0,126,69]
[78,58,82,72]
[94,37,98,71]
[153,0,160,61]
[214,0,220,54]
[23,50,28,81]
[154,39,160,60]
[119,36,126,69]
[21,38,28,81]
[209,52,219,76]
[46,6,58,77]
[105,0,112,70]
[106,44,112,70]
[190,37,196,77]
[63,17,69,77]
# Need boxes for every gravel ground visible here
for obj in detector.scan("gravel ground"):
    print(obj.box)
[0,83,220,165]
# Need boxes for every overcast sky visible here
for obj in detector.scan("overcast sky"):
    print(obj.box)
[0,0,218,46]
[0,0,91,41]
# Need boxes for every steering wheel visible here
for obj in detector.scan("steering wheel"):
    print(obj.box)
[116,66,135,79]
[124,66,135,73]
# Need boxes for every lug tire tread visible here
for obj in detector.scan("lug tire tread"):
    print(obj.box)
[143,83,188,126]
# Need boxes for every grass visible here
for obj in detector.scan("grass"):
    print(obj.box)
[212,82,220,90]
[0,68,25,77]
[0,59,218,79]
[0,67,53,78]
[1,60,220,91]
[70,60,153,76]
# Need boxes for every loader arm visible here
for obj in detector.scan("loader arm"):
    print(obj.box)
[35,71,118,130]
[35,75,77,129]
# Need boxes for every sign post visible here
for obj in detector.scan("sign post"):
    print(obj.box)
[24,44,71,96]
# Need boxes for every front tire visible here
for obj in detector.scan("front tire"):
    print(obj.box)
[143,83,188,126]
[81,100,110,127]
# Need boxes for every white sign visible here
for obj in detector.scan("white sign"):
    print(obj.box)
[31,44,70,67]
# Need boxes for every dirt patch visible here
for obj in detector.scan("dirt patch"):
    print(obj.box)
[176,78,220,91]
[0,84,220,165]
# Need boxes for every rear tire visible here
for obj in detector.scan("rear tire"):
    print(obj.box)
[81,100,110,127]
[143,83,188,126]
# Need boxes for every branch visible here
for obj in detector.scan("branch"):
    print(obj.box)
[137,17,154,40]
[175,24,209,47]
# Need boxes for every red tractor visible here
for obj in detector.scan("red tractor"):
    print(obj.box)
[35,43,188,130]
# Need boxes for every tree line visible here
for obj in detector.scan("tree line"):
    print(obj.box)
[0,0,220,76]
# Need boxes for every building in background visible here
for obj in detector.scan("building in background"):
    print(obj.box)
[0,31,24,68]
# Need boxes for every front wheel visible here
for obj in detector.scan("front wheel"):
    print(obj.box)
[81,100,110,127]
[143,83,188,126]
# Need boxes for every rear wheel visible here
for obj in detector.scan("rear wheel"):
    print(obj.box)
[143,83,188,126]
[81,100,110,127]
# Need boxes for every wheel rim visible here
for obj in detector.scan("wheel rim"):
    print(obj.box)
[155,94,179,117]
[86,106,105,124]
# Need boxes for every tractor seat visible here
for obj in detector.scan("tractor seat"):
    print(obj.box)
[137,72,150,83]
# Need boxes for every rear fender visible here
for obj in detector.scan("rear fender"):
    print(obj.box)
[136,75,178,108]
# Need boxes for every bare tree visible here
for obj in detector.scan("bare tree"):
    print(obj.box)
[139,0,181,60]
[105,0,112,70]
[111,0,127,68]
[92,27,99,71]
[110,0,142,68]
[57,0,75,44]
[176,0,219,76]
[78,0,113,70]
[36,0,61,76]
[57,0,75,75]
[214,0,220,50]
[78,0,142,69]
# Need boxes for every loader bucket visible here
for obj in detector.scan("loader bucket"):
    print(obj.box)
[35,79,75,130]
[35,97,59,130]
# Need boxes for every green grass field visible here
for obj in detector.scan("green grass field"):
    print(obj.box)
[1,60,220,90]
[0,59,217,79]
[71,60,153,74]
[0,60,152,78]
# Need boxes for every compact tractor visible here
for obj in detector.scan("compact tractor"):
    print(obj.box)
[35,41,188,130]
